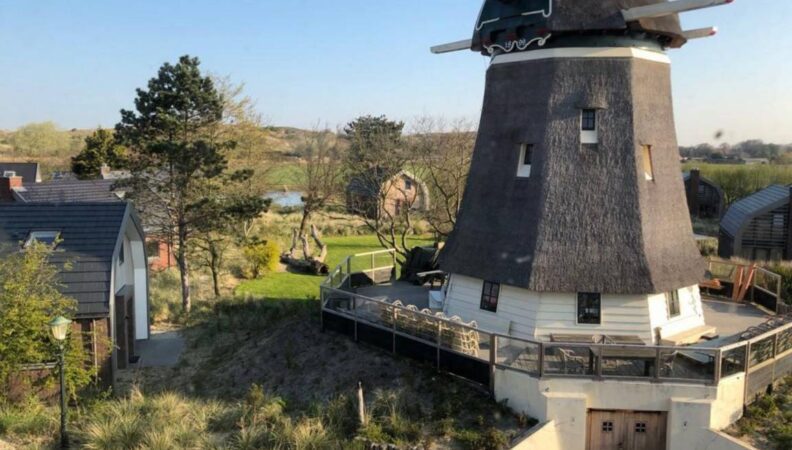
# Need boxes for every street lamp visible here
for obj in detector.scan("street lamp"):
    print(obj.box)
[49,316,72,449]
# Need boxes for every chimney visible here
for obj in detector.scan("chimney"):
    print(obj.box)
[100,164,111,179]
[0,172,22,202]
[688,168,701,217]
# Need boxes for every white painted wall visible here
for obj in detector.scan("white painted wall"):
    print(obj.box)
[445,275,707,343]
[113,219,149,341]
[494,369,750,450]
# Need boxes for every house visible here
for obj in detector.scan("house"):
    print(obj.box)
[683,169,724,219]
[0,172,176,270]
[0,202,149,386]
[0,162,42,184]
[346,170,430,219]
[719,184,791,261]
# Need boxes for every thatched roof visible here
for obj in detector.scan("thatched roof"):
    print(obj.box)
[439,56,704,295]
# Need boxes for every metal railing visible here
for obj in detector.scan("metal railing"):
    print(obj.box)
[321,251,792,399]
[706,259,784,313]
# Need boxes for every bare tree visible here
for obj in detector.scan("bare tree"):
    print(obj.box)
[297,127,345,237]
[409,117,476,238]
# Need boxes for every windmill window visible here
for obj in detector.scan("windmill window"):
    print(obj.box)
[581,109,598,144]
[642,145,655,181]
[581,109,597,131]
[577,292,601,324]
[517,144,534,178]
[666,290,680,318]
[480,281,500,313]
[24,231,60,248]
[119,244,125,265]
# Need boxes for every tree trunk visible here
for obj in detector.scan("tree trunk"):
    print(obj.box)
[298,208,312,238]
[209,241,221,298]
[177,223,191,314]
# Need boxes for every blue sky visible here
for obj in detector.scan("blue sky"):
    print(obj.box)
[0,0,789,145]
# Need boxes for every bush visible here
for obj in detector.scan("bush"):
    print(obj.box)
[242,240,281,279]
[696,238,718,257]
[148,269,184,323]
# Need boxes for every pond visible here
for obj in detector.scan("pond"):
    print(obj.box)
[265,191,304,208]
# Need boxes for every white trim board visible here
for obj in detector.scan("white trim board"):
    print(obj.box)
[491,47,671,66]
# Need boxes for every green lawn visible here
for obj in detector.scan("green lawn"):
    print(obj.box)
[235,234,434,300]
[263,163,306,188]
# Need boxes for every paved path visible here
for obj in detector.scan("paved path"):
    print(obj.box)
[136,330,185,367]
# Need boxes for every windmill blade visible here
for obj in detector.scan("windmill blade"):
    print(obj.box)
[622,0,734,22]
[431,39,472,54]
[682,27,718,40]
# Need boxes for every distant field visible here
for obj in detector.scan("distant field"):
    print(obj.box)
[681,163,792,205]
[235,234,434,300]
[262,162,306,188]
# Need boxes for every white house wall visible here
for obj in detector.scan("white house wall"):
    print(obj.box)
[445,275,706,343]
[114,219,150,341]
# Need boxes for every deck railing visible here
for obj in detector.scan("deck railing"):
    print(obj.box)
[706,259,785,313]
[321,251,792,402]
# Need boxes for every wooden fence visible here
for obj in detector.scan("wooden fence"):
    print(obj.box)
[322,251,792,405]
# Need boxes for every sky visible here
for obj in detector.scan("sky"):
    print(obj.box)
[0,0,789,146]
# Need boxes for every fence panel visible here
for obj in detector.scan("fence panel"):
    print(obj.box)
[542,344,596,376]
[746,363,775,404]
[658,349,717,383]
[749,336,776,368]
[720,344,748,378]
[496,337,541,376]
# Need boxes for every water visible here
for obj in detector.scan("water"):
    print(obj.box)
[265,191,304,208]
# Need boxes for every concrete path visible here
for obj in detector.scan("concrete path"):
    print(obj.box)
[135,330,185,367]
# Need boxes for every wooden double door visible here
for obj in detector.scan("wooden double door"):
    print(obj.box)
[587,410,667,450]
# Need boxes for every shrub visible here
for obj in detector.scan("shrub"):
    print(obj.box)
[696,238,718,257]
[242,240,281,279]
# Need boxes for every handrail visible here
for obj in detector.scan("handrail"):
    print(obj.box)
[322,248,397,287]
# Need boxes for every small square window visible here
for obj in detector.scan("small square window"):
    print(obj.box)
[119,244,125,265]
[404,178,413,190]
[602,421,614,432]
[24,231,60,248]
[577,292,601,324]
[635,422,647,433]
[523,144,533,165]
[581,109,597,131]
[666,290,680,318]
[480,281,500,313]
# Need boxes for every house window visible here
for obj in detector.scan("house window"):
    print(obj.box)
[666,290,680,318]
[24,231,60,248]
[480,281,500,313]
[517,144,533,178]
[642,145,654,181]
[581,109,597,131]
[146,241,160,259]
[577,292,601,324]
[404,178,413,190]
[581,109,598,144]
[119,244,125,265]
[602,421,614,432]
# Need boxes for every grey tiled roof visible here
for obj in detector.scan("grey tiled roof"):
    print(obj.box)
[0,202,130,317]
[0,162,40,183]
[721,185,790,238]
[14,179,123,203]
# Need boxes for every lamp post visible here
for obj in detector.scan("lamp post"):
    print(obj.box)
[49,316,72,449]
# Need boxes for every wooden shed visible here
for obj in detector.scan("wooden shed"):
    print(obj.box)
[683,169,724,219]
[719,185,792,261]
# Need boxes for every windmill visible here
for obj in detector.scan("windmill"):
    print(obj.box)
[430,0,735,348]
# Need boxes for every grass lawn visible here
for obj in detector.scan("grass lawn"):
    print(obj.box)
[263,162,306,188]
[235,234,434,300]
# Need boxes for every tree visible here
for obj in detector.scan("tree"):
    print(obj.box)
[70,128,128,179]
[343,115,416,263]
[10,122,70,157]
[344,115,405,169]
[297,128,345,237]
[409,117,475,237]
[0,242,94,400]
[115,55,268,313]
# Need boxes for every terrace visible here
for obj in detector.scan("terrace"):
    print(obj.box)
[320,250,792,404]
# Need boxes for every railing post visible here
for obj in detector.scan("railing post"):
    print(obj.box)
[319,287,325,332]
[538,343,545,378]
[772,331,780,384]
[654,347,661,381]
[489,335,497,396]
[744,341,752,404]
[392,307,397,354]
[436,321,442,372]
[597,346,604,379]
[353,296,359,343]
[714,349,722,385]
